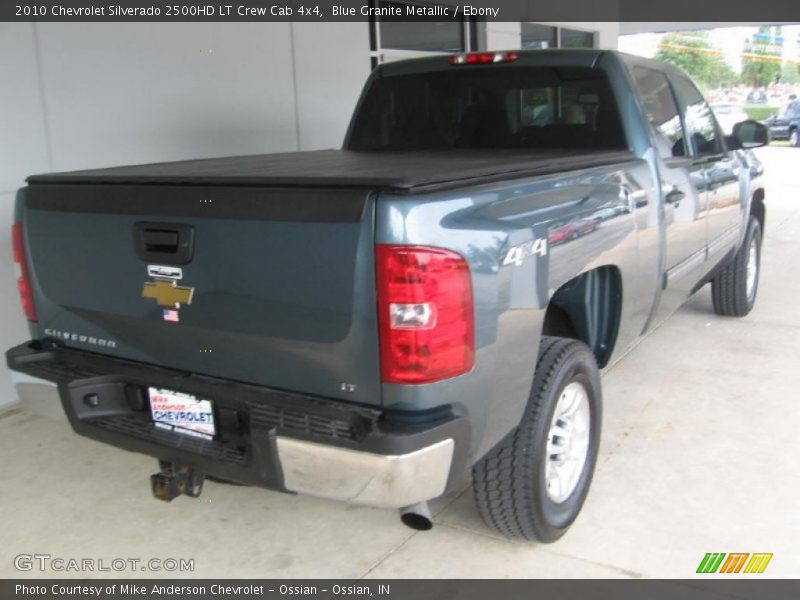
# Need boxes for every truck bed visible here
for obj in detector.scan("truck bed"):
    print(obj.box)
[27,148,635,193]
[18,146,635,407]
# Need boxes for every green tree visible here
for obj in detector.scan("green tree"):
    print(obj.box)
[780,62,800,85]
[741,26,782,88]
[655,31,738,90]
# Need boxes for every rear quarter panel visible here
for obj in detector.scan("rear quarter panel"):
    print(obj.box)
[376,159,660,460]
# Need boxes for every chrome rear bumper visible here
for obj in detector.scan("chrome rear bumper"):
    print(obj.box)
[277,437,454,508]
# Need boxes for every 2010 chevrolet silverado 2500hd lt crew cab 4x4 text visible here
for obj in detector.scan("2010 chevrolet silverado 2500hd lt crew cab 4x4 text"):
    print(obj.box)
[7,50,768,541]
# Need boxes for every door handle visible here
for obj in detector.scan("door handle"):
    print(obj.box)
[142,229,179,253]
[665,187,685,205]
[134,222,195,264]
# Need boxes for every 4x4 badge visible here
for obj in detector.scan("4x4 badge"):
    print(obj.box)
[142,279,194,308]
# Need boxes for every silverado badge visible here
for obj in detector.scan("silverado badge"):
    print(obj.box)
[142,279,194,309]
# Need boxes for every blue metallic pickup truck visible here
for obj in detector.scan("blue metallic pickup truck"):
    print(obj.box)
[7,50,767,541]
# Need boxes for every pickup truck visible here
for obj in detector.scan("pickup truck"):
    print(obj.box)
[6,49,768,542]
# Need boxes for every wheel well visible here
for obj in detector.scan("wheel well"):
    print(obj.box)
[751,188,766,232]
[541,266,622,368]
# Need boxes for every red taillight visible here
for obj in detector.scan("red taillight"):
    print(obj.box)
[12,222,37,321]
[376,245,474,384]
[449,51,518,66]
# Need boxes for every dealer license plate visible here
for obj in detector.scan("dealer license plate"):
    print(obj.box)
[149,387,216,440]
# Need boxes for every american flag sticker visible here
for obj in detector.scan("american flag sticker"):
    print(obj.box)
[162,309,180,322]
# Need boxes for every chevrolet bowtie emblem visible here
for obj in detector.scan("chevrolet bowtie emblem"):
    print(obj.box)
[142,279,194,308]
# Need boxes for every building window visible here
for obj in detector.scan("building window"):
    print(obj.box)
[520,24,557,49]
[378,2,464,52]
[369,1,471,66]
[521,24,598,50]
[560,28,596,49]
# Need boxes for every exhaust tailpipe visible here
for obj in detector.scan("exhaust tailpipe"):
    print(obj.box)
[399,501,433,531]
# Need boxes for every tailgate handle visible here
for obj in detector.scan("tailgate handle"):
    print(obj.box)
[134,222,194,264]
[143,229,179,252]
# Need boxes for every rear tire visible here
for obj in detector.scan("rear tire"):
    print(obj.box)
[472,336,602,542]
[711,216,762,317]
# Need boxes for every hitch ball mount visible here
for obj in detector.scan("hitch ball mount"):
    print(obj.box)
[150,460,204,502]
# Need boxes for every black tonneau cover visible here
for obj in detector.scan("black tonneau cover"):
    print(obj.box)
[27,149,635,194]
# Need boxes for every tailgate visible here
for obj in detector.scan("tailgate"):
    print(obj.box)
[19,183,381,406]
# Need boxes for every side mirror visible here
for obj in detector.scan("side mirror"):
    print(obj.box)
[732,120,769,149]
[725,135,742,151]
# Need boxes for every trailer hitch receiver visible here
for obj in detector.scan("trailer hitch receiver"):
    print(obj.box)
[150,460,205,502]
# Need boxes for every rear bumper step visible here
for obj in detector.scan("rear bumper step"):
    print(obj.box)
[6,342,469,508]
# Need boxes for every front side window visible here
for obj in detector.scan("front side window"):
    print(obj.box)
[672,74,723,157]
[347,66,627,151]
[631,67,686,159]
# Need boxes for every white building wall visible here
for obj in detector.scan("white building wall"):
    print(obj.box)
[587,22,621,50]
[36,23,300,171]
[485,22,523,50]
[293,22,370,150]
[0,24,50,407]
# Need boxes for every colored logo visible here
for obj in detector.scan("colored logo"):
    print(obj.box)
[142,279,194,308]
[696,553,773,574]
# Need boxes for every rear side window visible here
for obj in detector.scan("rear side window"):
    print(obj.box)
[347,66,627,151]
[630,67,686,159]
[671,74,723,157]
